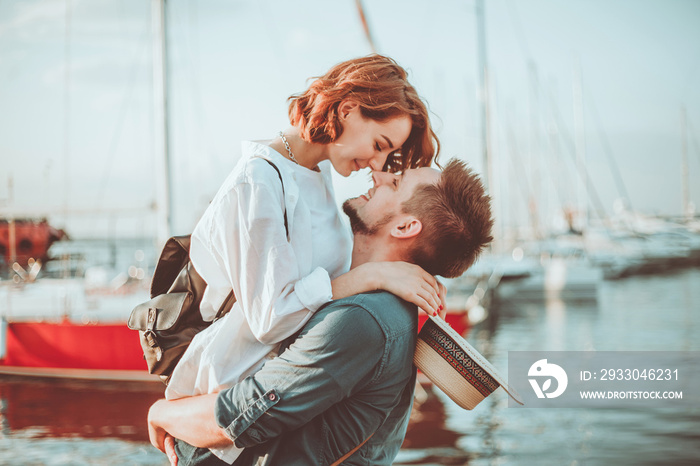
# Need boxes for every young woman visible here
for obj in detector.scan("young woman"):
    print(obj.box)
[165,55,441,464]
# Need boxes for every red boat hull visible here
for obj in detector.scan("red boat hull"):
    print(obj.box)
[2,321,147,372]
[418,311,470,336]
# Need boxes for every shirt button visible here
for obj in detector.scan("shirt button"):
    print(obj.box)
[268,393,276,401]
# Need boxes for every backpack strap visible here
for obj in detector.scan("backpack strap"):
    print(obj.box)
[330,433,374,466]
[257,157,289,237]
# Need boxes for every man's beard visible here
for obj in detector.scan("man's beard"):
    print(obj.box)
[342,199,393,236]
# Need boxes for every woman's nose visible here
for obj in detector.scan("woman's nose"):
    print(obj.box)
[368,153,388,172]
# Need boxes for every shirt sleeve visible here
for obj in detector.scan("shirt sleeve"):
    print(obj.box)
[214,304,386,448]
[204,162,334,344]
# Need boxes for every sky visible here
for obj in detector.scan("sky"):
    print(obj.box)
[1,0,699,239]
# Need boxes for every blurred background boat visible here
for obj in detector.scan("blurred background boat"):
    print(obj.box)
[0,218,67,271]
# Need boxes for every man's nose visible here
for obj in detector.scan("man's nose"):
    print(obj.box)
[371,171,392,186]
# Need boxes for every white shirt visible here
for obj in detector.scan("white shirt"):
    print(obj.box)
[165,141,352,463]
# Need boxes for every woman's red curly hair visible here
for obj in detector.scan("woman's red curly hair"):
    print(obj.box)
[288,54,440,172]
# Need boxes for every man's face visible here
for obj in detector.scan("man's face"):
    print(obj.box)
[343,167,440,236]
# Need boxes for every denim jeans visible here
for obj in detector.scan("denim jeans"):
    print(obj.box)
[174,439,230,466]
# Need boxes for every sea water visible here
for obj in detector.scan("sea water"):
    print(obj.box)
[396,267,700,466]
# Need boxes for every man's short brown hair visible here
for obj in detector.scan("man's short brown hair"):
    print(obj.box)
[402,159,493,278]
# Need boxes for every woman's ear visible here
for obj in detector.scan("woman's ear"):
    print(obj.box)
[339,100,359,120]
[390,216,422,239]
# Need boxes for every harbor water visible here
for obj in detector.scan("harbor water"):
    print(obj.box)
[1,268,699,465]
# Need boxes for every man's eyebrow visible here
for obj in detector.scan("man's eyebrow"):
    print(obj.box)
[382,135,394,149]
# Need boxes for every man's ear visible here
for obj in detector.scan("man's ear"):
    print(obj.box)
[390,216,422,239]
[339,100,358,120]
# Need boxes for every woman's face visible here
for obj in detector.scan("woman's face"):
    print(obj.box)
[327,101,412,177]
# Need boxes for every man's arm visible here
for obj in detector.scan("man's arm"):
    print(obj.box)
[148,301,386,451]
[217,302,386,447]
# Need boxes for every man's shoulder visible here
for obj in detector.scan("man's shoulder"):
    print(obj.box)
[333,290,410,308]
[317,291,417,339]
[323,290,412,314]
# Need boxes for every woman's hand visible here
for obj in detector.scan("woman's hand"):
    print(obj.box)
[372,262,444,316]
[437,280,447,318]
[332,262,443,316]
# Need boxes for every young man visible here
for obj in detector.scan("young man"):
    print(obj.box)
[148,159,493,465]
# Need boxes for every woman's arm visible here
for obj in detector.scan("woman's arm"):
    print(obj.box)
[204,161,338,345]
[331,261,445,316]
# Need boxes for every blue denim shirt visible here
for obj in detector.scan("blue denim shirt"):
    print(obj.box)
[215,291,418,465]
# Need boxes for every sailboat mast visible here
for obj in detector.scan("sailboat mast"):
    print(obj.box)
[152,0,173,244]
[63,1,72,228]
[355,0,377,53]
[528,61,542,238]
[572,59,588,230]
[681,106,690,219]
[475,0,492,192]
[475,0,500,250]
